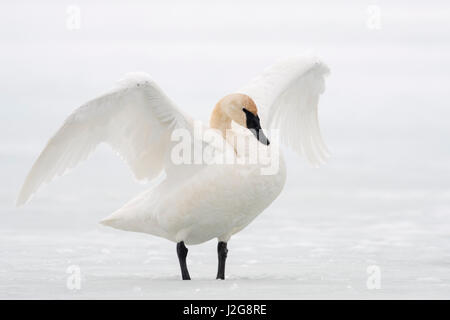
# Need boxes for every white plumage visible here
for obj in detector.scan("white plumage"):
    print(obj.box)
[239,56,330,165]
[17,55,329,278]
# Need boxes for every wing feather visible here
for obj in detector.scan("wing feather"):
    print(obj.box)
[239,55,330,166]
[17,73,192,206]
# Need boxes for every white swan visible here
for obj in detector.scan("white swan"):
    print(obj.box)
[17,55,329,280]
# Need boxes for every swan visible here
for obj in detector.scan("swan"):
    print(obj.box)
[17,55,330,280]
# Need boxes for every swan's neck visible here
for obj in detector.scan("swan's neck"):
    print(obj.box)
[210,102,231,137]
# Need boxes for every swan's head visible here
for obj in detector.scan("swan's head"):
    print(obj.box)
[217,93,270,145]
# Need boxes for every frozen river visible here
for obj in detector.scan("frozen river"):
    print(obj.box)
[1,153,450,299]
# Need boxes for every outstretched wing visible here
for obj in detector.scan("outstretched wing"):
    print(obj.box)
[239,55,330,166]
[17,72,194,206]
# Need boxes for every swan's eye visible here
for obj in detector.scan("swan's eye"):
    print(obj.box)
[242,108,253,115]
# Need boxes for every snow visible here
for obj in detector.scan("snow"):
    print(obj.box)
[1,0,450,299]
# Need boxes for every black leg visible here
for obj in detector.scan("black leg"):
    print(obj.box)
[177,241,191,280]
[216,241,228,280]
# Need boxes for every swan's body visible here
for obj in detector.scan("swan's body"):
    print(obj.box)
[102,148,287,245]
[17,55,329,279]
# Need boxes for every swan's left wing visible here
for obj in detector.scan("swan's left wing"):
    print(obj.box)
[17,73,200,206]
[239,55,330,166]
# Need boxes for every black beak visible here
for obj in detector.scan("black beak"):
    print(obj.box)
[243,108,270,146]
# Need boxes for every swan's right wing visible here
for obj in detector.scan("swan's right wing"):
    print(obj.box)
[239,55,330,166]
[17,73,195,206]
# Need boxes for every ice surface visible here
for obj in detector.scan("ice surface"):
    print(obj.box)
[1,0,449,299]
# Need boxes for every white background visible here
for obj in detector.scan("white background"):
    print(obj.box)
[1,0,449,298]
